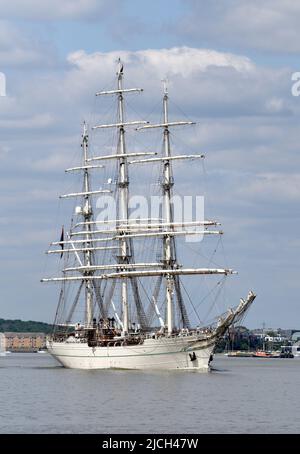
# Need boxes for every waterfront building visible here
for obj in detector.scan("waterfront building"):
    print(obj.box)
[0,332,46,352]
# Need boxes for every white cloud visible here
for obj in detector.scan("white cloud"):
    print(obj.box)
[133,47,254,75]
[68,46,254,77]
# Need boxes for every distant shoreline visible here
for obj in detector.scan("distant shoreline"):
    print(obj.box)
[0,318,52,334]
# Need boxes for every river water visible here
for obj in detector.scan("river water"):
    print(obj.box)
[0,353,299,434]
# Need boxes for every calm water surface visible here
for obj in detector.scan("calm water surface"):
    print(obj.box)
[0,353,299,434]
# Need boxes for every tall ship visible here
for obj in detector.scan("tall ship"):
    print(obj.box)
[42,61,256,370]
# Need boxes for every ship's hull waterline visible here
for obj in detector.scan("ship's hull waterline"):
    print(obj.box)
[46,336,215,371]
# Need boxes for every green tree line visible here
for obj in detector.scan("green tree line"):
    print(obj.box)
[0,319,52,334]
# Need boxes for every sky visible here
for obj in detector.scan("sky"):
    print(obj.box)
[0,0,300,329]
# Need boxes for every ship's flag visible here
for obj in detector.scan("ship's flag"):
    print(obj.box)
[59,226,64,258]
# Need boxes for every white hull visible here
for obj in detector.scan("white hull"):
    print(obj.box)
[47,335,215,371]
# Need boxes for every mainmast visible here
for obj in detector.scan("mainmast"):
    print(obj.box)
[116,60,130,335]
[162,81,175,335]
[82,122,94,327]
[89,59,148,335]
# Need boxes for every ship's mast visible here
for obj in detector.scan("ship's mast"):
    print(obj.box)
[162,81,175,335]
[82,122,94,327]
[116,61,130,335]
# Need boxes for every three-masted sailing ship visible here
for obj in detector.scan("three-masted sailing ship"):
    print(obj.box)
[42,61,256,370]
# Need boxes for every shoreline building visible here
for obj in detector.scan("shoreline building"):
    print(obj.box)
[0,332,46,352]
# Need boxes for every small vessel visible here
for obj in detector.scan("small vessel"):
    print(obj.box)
[253,350,272,358]
[42,61,256,371]
[253,350,282,358]
[280,344,299,358]
[226,351,254,357]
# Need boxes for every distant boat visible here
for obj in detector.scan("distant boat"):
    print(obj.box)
[280,344,299,358]
[226,351,254,357]
[253,350,272,358]
[253,350,282,358]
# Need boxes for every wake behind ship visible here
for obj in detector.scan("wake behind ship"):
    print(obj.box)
[42,61,256,370]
